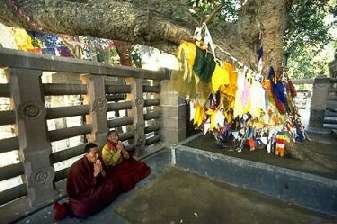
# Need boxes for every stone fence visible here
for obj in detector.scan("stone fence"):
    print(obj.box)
[0,48,186,222]
[292,77,337,130]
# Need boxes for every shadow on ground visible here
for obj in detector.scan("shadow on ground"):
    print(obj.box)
[116,168,336,224]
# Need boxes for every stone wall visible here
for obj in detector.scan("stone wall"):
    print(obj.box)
[160,80,186,144]
[309,77,330,128]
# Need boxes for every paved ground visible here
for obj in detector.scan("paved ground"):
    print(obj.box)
[185,133,337,179]
[116,168,335,224]
[13,148,337,224]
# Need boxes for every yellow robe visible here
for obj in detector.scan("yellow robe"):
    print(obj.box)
[102,144,123,167]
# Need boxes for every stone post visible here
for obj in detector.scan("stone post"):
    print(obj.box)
[329,53,337,78]
[160,80,186,144]
[8,68,54,208]
[81,75,108,146]
[127,77,145,156]
[309,77,330,128]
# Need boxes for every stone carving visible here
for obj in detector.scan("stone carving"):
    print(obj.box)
[135,97,144,106]
[136,137,145,146]
[33,170,50,184]
[19,102,43,119]
[92,97,107,111]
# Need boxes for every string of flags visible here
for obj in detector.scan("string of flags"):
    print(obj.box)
[170,24,306,158]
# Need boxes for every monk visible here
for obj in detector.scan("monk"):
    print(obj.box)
[54,143,121,220]
[101,130,151,192]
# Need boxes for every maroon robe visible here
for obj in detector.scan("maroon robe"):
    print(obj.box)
[103,141,151,192]
[107,157,151,192]
[66,156,120,217]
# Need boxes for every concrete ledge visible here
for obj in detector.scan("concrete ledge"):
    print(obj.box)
[175,145,337,216]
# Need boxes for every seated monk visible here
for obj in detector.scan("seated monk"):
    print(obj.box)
[54,143,121,220]
[102,130,151,192]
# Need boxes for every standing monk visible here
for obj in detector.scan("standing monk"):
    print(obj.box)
[102,130,151,192]
[64,143,121,218]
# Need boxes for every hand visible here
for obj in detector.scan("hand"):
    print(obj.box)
[116,142,124,152]
[93,160,103,177]
[122,149,130,159]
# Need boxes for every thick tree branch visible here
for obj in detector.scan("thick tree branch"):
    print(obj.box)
[0,0,288,73]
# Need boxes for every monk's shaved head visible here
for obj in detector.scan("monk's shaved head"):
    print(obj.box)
[84,143,98,153]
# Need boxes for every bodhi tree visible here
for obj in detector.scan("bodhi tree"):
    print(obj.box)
[0,0,293,75]
[0,0,336,166]
[0,0,335,75]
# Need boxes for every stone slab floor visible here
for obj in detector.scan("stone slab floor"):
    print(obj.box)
[16,167,336,224]
[186,133,337,179]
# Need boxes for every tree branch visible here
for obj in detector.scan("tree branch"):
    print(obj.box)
[0,0,288,73]
[203,4,225,25]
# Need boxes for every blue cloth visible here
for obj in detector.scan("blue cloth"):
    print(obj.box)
[257,47,263,61]
[42,47,55,55]
[273,82,286,104]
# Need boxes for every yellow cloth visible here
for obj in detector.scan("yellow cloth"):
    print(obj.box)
[102,144,123,167]
[233,72,244,117]
[169,70,196,98]
[193,103,205,127]
[170,41,212,105]
[11,28,34,51]
[219,63,238,111]
[177,41,196,82]
[205,108,216,130]
[223,62,238,98]
[195,75,211,105]
[211,63,230,93]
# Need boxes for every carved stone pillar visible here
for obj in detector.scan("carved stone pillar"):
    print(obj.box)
[309,77,330,128]
[81,75,108,147]
[8,68,54,208]
[160,80,186,144]
[127,77,145,155]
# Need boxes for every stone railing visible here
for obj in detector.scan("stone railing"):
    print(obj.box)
[0,48,185,222]
[308,77,337,130]
[292,77,337,130]
[292,79,314,110]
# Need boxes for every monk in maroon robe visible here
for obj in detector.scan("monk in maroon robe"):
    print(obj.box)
[54,143,121,220]
[102,130,151,192]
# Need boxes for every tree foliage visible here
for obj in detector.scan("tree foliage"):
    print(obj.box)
[188,0,336,79]
[285,0,336,78]
[0,0,335,79]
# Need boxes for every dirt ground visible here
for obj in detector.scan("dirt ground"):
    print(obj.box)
[115,168,336,224]
[185,133,337,179]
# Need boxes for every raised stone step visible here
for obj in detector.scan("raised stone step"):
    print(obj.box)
[332,129,337,138]
[324,117,337,124]
[306,127,332,135]
[325,110,337,117]
[329,88,337,93]
[326,107,337,113]
[328,95,337,101]
[326,100,337,111]
[323,123,337,129]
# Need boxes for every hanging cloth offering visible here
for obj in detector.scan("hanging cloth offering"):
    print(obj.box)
[211,63,230,93]
[193,103,205,127]
[268,66,286,114]
[177,41,196,82]
[288,80,297,98]
[193,47,216,83]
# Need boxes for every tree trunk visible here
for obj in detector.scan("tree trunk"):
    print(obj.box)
[0,0,290,73]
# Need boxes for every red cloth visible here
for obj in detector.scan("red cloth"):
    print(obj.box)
[66,157,121,218]
[107,140,117,151]
[288,80,297,98]
[53,202,70,221]
[55,156,151,220]
[108,158,151,192]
